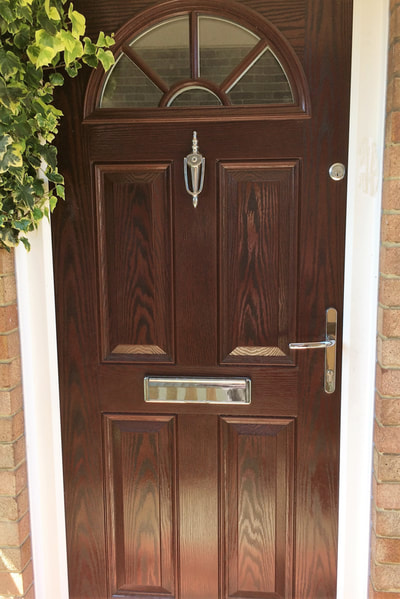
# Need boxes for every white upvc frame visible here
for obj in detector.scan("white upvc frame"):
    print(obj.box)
[14,0,388,597]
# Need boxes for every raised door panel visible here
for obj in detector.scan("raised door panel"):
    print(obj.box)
[95,164,174,362]
[221,417,295,599]
[219,161,299,365]
[103,414,177,598]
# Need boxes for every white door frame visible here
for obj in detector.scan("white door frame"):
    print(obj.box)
[15,0,388,596]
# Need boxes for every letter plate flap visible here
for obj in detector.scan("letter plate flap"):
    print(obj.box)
[144,376,251,404]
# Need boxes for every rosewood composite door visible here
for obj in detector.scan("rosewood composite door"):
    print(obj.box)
[52,1,353,598]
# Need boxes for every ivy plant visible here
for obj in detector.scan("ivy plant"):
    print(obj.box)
[0,0,114,250]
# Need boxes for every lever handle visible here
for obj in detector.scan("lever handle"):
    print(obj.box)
[289,307,337,394]
[184,131,205,208]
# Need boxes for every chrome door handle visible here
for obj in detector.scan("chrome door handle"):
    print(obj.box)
[289,307,337,394]
[184,131,205,208]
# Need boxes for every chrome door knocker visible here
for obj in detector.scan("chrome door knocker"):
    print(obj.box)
[184,131,205,208]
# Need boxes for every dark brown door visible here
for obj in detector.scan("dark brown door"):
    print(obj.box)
[53,1,353,598]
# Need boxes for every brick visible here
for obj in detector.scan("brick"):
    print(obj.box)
[392,112,400,145]
[375,421,400,453]
[0,331,21,362]
[380,278,400,307]
[374,477,400,509]
[0,305,18,334]
[391,5,400,44]
[382,215,400,244]
[0,410,25,443]
[388,41,400,82]
[388,76,400,113]
[0,512,31,547]
[385,145,400,179]
[376,451,400,482]
[0,357,22,389]
[0,538,32,572]
[24,583,35,599]
[0,386,23,416]
[375,509,400,537]
[0,436,26,470]
[371,560,400,590]
[377,366,400,396]
[0,560,33,596]
[0,496,18,521]
[379,338,400,367]
[370,577,400,598]
[0,251,15,277]
[376,395,400,425]
[0,462,27,497]
[0,275,17,307]
[382,179,400,211]
[380,308,400,337]
[381,246,400,276]
[377,536,400,563]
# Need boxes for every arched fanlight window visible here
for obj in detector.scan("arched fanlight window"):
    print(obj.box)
[98,13,297,109]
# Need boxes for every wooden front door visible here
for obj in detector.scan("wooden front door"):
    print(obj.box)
[52,1,353,598]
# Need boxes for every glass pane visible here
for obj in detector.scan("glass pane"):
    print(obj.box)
[169,87,222,107]
[131,16,190,87]
[228,48,293,105]
[100,54,163,108]
[199,16,259,84]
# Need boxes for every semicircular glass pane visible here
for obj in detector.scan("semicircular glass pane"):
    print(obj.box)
[227,48,293,105]
[130,16,190,88]
[169,87,222,107]
[100,53,163,107]
[199,16,259,85]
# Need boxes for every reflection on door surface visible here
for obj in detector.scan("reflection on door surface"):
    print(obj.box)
[53,1,353,598]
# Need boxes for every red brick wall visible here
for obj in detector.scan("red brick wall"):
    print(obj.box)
[370,1,400,595]
[0,250,34,598]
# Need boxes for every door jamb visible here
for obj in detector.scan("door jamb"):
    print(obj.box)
[15,0,388,596]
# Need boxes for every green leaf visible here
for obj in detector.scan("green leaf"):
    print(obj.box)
[96,48,114,71]
[40,144,57,169]
[82,54,98,68]
[105,35,114,47]
[49,72,64,86]
[56,183,65,199]
[68,3,85,39]
[32,206,43,219]
[31,29,65,66]
[83,37,96,54]
[0,50,21,80]
[65,62,80,77]
[20,237,31,251]
[64,39,83,65]
[46,170,63,183]
[0,228,18,248]
[58,29,76,52]
[37,8,58,35]
[15,184,35,207]
[0,145,24,173]
[14,218,32,230]
[49,194,58,211]
[0,2,15,24]
[14,25,32,50]
[96,31,106,46]
[44,0,60,21]
[0,134,12,159]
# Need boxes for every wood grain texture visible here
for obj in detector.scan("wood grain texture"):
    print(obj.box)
[51,1,353,597]
[95,164,174,362]
[221,417,295,598]
[219,161,299,365]
[103,414,177,597]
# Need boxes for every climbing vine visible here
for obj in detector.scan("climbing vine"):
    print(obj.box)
[0,0,114,249]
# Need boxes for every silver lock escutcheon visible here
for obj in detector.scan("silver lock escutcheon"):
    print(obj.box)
[329,162,346,181]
